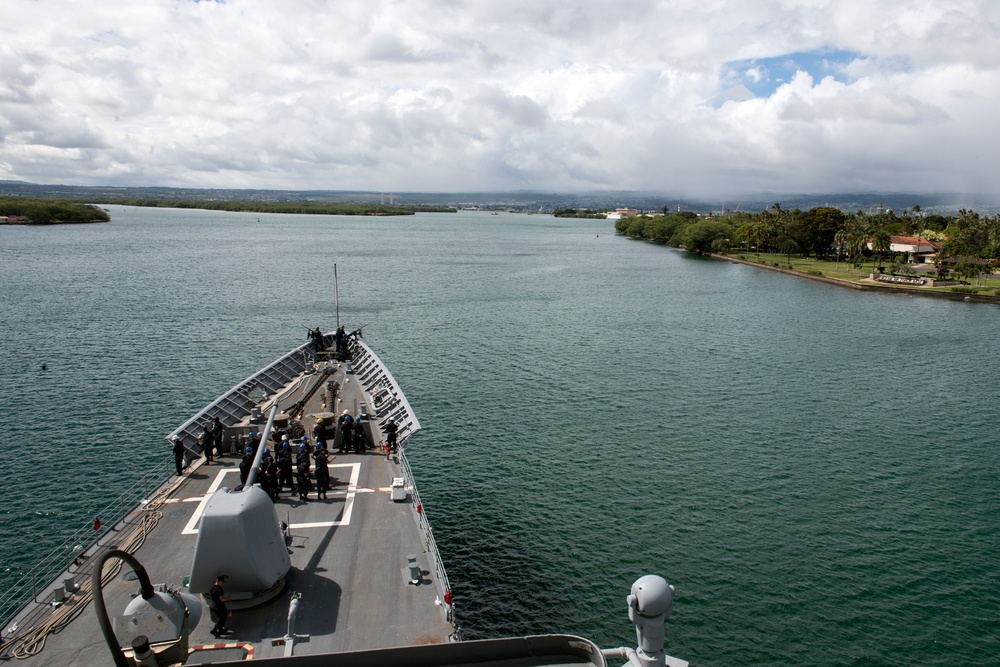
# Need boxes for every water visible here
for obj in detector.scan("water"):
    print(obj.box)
[1,207,997,665]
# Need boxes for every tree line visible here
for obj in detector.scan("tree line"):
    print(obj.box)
[0,197,111,224]
[552,208,608,219]
[75,198,456,216]
[615,205,1000,278]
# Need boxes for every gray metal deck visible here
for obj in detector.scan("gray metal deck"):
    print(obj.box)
[2,339,455,665]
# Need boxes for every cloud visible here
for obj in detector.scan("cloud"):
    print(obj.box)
[0,0,998,196]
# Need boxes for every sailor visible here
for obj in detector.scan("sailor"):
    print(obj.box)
[314,443,330,500]
[208,575,231,638]
[354,420,367,453]
[172,435,186,475]
[257,456,274,502]
[212,416,224,455]
[309,327,324,351]
[239,446,254,487]
[295,444,311,472]
[201,426,214,464]
[385,419,398,454]
[277,444,294,492]
[296,444,312,502]
[314,417,328,444]
[266,457,281,501]
[338,410,353,454]
[335,326,347,360]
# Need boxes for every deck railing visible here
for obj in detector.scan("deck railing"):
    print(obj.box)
[0,457,175,631]
[397,448,456,628]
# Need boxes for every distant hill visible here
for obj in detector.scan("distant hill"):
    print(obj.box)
[0,182,995,215]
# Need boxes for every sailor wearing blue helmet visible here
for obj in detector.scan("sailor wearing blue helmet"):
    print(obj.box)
[239,446,254,487]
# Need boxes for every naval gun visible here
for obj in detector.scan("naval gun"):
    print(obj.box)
[187,405,291,608]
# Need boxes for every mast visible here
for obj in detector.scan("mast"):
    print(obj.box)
[335,263,340,330]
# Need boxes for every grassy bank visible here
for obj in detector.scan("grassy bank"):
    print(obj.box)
[720,252,1000,296]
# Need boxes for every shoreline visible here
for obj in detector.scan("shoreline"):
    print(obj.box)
[712,253,1000,305]
[1,219,111,225]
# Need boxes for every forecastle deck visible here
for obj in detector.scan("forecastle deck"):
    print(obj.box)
[2,336,456,665]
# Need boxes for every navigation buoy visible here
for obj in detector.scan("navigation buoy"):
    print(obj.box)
[93,517,101,531]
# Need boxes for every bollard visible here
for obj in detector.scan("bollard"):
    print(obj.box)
[407,554,422,585]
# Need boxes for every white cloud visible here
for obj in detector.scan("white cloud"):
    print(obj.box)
[0,0,998,196]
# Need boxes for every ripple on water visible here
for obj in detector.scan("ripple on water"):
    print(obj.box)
[2,210,999,665]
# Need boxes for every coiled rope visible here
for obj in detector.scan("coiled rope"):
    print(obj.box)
[3,473,186,660]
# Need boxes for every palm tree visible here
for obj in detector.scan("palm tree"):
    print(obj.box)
[834,229,848,270]
[871,228,892,274]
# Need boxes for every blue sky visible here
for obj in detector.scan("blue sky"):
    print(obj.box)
[1,0,998,197]
[725,50,860,98]
[722,50,916,101]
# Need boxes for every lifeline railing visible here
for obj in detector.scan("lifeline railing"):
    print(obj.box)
[0,456,175,633]
[397,448,456,628]
[353,339,456,631]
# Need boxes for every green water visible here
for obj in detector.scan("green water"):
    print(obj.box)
[1,207,998,665]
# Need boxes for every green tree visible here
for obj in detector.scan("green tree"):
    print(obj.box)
[870,227,892,273]
[735,220,769,259]
[801,206,847,257]
[682,220,732,254]
[833,229,849,270]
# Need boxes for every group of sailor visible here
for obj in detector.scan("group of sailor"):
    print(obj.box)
[236,435,330,503]
[170,416,224,475]
[314,411,368,455]
[201,417,225,463]
[308,325,352,361]
[171,409,399,503]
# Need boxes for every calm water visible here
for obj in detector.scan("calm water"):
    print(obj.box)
[1,207,998,665]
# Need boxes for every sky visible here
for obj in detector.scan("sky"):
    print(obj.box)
[1,0,998,198]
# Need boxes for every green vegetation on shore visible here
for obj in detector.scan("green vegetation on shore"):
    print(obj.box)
[615,205,1000,287]
[724,252,1000,295]
[0,197,110,224]
[78,198,455,216]
[552,208,608,219]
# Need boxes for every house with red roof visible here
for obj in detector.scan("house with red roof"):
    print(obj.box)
[890,235,940,264]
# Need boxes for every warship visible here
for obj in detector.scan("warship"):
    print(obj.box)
[0,330,687,667]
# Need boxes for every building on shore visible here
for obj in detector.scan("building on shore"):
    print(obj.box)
[606,208,639,220]
[889,235,941,264]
